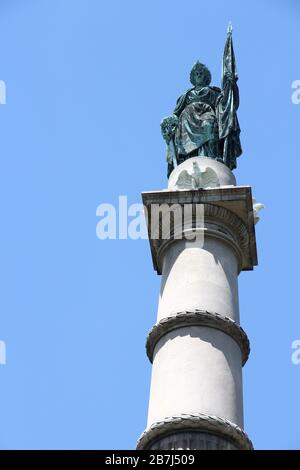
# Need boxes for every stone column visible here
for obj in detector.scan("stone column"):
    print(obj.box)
[137,158,257,450]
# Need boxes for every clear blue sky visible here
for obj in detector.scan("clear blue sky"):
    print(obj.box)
[0,0,299,450]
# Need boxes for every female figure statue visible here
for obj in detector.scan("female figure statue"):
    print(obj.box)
[161,27,242,178]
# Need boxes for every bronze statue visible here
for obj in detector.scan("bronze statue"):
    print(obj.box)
[161,24,242,178]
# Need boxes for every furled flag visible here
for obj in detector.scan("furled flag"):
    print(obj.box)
[217,23,242,170]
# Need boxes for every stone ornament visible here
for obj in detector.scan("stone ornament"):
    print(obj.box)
[137,413,253,450]
[168,156,236,190]
[252,198,265,224]
[146,310,250,366]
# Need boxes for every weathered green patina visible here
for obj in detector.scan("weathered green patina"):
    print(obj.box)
[161,25,242,177]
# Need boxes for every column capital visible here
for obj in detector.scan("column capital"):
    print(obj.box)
[142,186,257,273]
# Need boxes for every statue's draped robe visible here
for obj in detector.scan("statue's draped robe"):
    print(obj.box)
[170,81,242,172]
[173,86,221,159]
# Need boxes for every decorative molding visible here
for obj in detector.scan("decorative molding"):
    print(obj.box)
[204,203,249,251]
[156,225,244,274]
[146,310,250,366]
[151,204,249,264]
[151,202,250,274]
[141,186,258,273]
[136,413,253,450]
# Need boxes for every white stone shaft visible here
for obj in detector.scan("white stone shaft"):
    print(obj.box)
[147,234,244,429]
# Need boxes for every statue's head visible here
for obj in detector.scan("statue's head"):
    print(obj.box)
[190,62,211,87]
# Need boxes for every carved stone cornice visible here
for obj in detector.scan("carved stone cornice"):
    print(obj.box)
[204,203,249,251]
[151,203,248,274]
[142,186,258,273]
[156,223,244,273]
[146,310,250,366]
[136,413,253,450]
